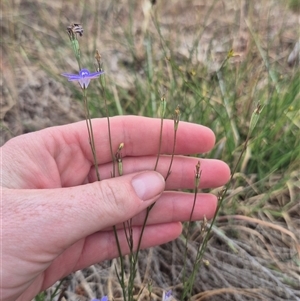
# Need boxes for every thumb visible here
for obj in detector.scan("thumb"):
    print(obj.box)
[3,171,165,253]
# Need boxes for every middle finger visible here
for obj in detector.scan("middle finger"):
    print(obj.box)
[88,155,230,189]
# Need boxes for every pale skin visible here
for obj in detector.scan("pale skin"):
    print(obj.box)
[1,116,230,301]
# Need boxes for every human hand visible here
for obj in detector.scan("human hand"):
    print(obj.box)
[1,116,230,301]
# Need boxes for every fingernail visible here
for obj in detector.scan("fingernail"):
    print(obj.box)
[132,171,165,201]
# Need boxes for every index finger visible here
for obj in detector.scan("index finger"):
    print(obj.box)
[48,115,215,164]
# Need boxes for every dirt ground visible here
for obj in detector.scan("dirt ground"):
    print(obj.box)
[1,1,299,300]
[1,0,299,145]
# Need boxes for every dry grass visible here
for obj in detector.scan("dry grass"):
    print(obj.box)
[59,173,299,301]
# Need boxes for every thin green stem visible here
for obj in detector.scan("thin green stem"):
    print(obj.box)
[122,219,136,301]
[181,103,262,297]
[66,25,83,71]
[166,105,180,181]
[133,205,152,266]
[154,115,164,171]
[183,135,252,299]
[50,278,66,301]
[99,79,116,178]
[97,76,126,298]
[165,128,177,181]
[84,84,126,300]
[105,101,116,178]
[216,68,240,147]
[181,186,198,296]
[181,163,201,300]
[112,225,127,301]
[83,89,100,181]
[133,111,167,266]
[129,98,167,291]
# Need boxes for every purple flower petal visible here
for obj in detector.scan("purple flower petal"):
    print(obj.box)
[61,68,104,89]
[163,290,172,301]
[62,75,83,80]
[88,71,105,77]
[90,296,108,301]
[78,78,91,89]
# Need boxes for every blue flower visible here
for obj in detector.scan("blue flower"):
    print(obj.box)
[61,68,104,89]
[91,297,108,301]
[163,290,172,301]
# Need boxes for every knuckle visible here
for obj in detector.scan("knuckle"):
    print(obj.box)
[98,180,130,216]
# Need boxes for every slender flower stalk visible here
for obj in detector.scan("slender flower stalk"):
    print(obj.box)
[133,96,166,258]
[66,23,83,70]
[125,95,169,301]
[61,69,103,181]
[113,144,130,300]
[95,50,116,178]
[181,103,263,299]
[94,50,127,299]
[154,95,166,171]
[62,26,104,182]
[165,105,180,181]
[181,161,201,298]
[61,24,128,301]
[82,88,101,181]
[50,277,69,301]
[190,161,202,223]
[130,103,181,301]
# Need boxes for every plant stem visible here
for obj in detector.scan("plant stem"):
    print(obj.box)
[99,77,116,178]
[112,226,127,301]
[165,127,177,181]
[83,89,100,181]
[154,114,164,171]
[181,163,201,299]
[165,105,180,181]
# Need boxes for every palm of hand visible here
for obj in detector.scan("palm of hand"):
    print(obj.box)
[1,116,230,301]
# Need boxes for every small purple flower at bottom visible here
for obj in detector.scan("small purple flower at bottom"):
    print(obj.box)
[163,290,172,301]
[61,68,104,89]
[91,296,108,301]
